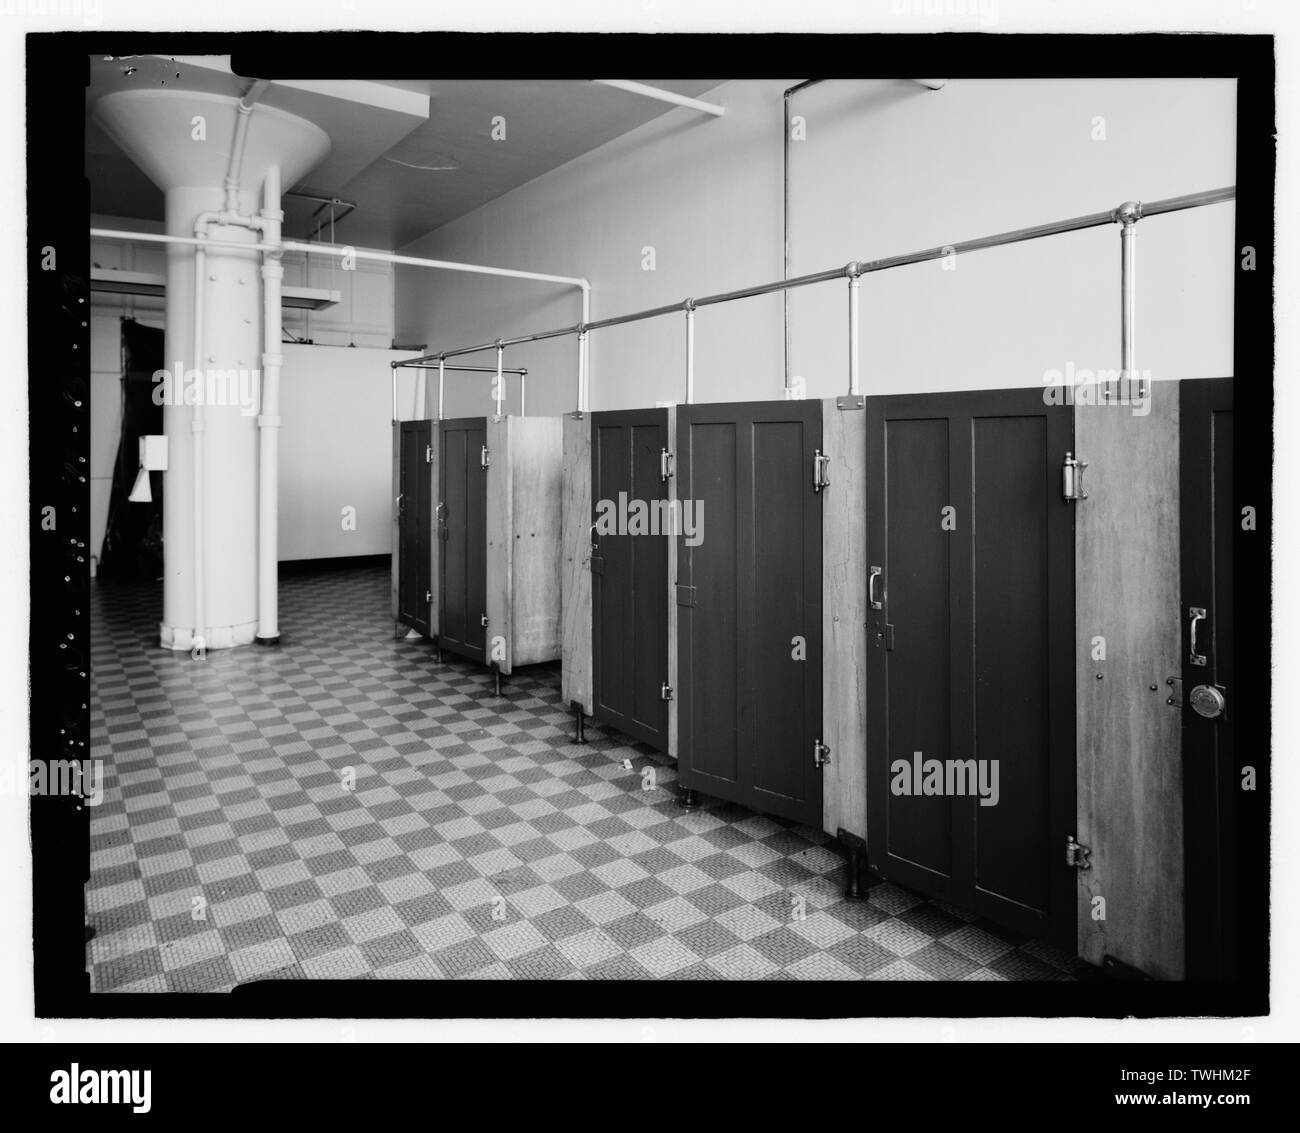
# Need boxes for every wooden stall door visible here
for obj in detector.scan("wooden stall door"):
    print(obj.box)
[591,409,670,749]
[397,420,432,636]
[676,400,822,827]
[865,389,1075,949]
[1180,378,1237,980]
[438,417,488,663]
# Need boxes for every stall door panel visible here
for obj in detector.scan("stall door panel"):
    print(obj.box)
[970,410,1074,938]
[867,416,956,895]
[398,421,432,636]
[679,421,740,788]
[1180,378,1237,979]
[866,391,1075,946]
[678,401,822,828]
[591,410,669,749]
[750,418,822,819]
[439,418,487,663]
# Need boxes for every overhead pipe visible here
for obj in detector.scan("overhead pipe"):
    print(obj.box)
[390,358,529,423]
[256,164,284,645]
[419,186,1235,380]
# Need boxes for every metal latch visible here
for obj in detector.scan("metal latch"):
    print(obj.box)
[425,444,434,464]
[813,739,831,768]
[1062,452,1088,501]
[660,683,674,701]
[480,445,491,470]
[480,614,489,627]
[425,590,432,605]
[660,448,675,481]
[813,449,831,492]
[1066,835,1092,870]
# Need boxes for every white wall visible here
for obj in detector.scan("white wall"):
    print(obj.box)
[278,344,417,561]
[394,79,1236,416]
[89,215,400,563]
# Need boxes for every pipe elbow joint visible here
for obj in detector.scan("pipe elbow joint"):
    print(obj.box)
[1114,200,1144,226]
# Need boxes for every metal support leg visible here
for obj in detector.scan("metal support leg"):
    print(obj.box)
[680,787,699,809]
[492,665,502,698]
[571,701,586,744]
[433,636,442,664]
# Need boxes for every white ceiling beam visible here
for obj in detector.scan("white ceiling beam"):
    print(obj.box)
[592,80,725,118]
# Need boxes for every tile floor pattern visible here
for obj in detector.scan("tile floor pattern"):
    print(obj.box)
[88,564,1094,990]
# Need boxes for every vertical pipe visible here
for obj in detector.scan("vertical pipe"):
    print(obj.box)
[684,303,696,405]
[1119,206,1139,383]
[848,271,861,396]
[783,88,791,393]
[191,241,206,649]
[391,369,398,423]
[437,356,445,421]
[576,330,588,415]
[580,284,591,413]
[257,163,284,644]
[520,372,527,418]
[495,342,505,417]
[414,366,427,420]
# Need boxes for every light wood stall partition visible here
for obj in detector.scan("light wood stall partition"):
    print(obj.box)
[1075,380,1184,979]
[819,400,868,842]
[560,414,593,715]
[485,415,564,676]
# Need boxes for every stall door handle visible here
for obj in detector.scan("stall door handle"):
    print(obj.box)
[869,565,884,610]
[1189,606,1208,667]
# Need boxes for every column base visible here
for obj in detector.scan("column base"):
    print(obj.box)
[160,620,257,651]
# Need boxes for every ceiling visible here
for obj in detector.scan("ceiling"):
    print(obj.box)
[86,61,724,250]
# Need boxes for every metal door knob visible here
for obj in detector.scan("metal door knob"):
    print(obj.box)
[1190,684,1226,719]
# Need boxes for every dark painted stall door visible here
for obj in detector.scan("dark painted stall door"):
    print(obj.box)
[591,409,670,749]
[1180,378,1237,980]
[438,417,487,663]
[397,420,432,636]
[676,400,822,827]
[865,390,1075,949]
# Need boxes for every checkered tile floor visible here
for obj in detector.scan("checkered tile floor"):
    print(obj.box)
[87,563,1093,989]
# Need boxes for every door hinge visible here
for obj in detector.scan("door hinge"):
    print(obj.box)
[480,614,490,627]
[660,448,675,481]
[1066,834,1092,870]
[660,683,674,701]
[425,444,433,464]
[813,449,831,493]
[1165,675,1183,708]
[425,589,432,605]
[480,445,491,470]
[813,739,832,768]
[675,585,697,608]
[1062,452,1088,501]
